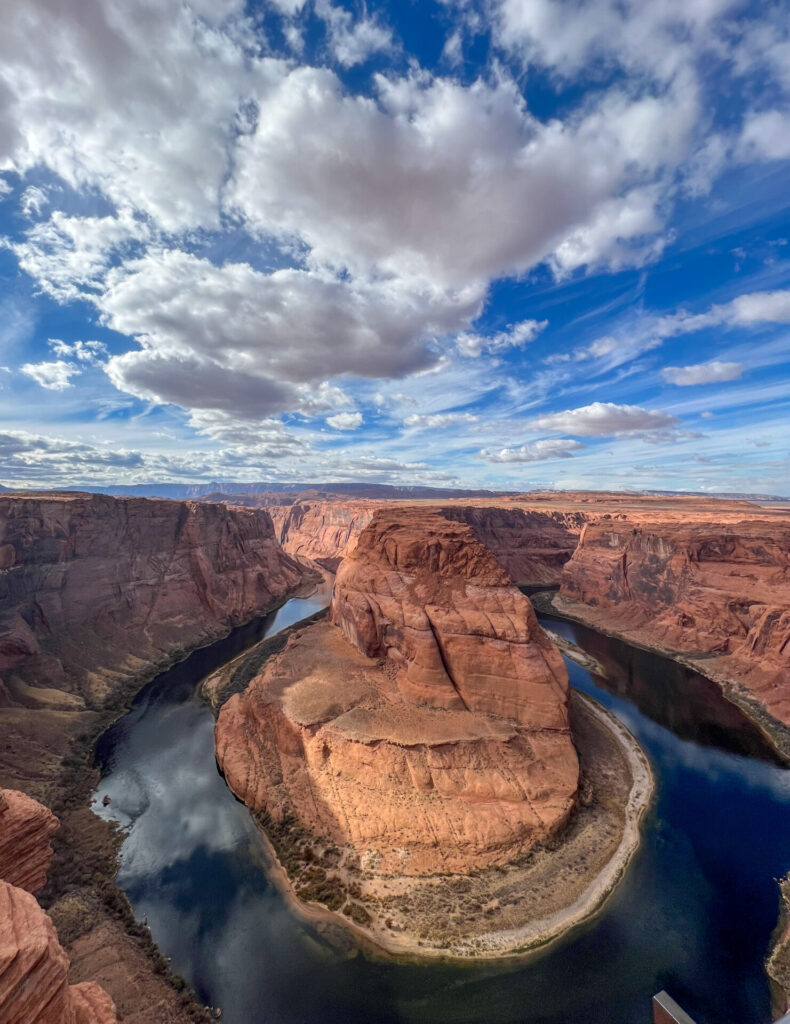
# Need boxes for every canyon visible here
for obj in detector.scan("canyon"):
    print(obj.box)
[265,493,790,756]
[0,491,315,1023]
[0,487,787,1014]
[216,507,650,955]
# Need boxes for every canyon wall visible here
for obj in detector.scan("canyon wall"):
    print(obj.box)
[438,505,589,584]
[0,788,118,1024]
[268,498,590,583]
[268,500,377,570]
[217,508,578,876]
[557,518,790,728]
[0,491,309,797]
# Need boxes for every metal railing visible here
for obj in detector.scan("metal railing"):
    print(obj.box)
[653,991,790,1024]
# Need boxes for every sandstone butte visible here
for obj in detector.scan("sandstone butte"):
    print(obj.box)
[0,787,118,1024]
[555,515,790,733]
[260,492,790,747]
[0,491,310,797]
[267,497,590,583]
[216,508,579,877]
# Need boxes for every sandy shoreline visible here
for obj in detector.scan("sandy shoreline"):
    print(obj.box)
[235,688,654,963]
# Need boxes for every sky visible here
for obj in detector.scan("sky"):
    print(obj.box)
[0,0,789,494]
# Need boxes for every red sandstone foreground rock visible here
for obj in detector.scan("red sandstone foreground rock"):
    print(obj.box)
[0,788,58,893]
[0,491,309,796]
[0,788,118,1024]
[0,881,118,1024]
[217,509,578,876]
[556,517,790,730]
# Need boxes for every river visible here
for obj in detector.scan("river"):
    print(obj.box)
[93,591,790,1024]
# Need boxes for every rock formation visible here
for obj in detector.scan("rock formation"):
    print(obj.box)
[438,505,588,584]
[217,508,578,876]
[268,500,377,571]
[0,491,310,796]
[0,788,118,1024]
[0,881,118,1024]
[0,788,58,893]
[556,517,790,729]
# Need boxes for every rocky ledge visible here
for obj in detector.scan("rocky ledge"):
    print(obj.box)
[554,516,790,748]
[0,491,310,798]
[216,508,652,956]
[0,787,118,1024]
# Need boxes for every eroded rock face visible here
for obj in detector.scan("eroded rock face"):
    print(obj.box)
[217,509,578,876]
[558,518,790,727]
[0,492,309,794]
[268,498,589,584]
[0,881,118,1024]
[0,788,58,893]
[438,505,589,585]
[0,789,117,1024]
[269,500,377,571]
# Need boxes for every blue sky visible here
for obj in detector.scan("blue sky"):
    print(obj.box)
[0,0,788,492]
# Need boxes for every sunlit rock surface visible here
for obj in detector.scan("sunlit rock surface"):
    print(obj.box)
[217,508,578,876]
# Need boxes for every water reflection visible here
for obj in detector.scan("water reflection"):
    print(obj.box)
[541,613,782,763]
[93,594,790,1024]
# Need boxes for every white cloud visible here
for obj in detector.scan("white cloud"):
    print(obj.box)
[20,360,81,390]
[231,67,699,290]
[730,289,790,324]
[269,0,307,12]
[326,411,363,430]
[456,318,547,358]
[662,360,745,386]
[49,339,108,363]
[739,110,790,162]
[20,185,48,218]
[0,178,12,199]
[7,210,150,301]
[493,0,737,83]
[316,1,393,67]
[480,438,584,462]
[530,401,679,436]
[1,0,275,232]
[99,250,476,417]
[403,412,479,429]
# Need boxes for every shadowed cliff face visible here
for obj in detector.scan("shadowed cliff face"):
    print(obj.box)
[217,508,578,876]
[558,518,790,727]
[268,499,589,584]
[0,788,118,1024]
[0,492,309,797]
[268,501,377,571]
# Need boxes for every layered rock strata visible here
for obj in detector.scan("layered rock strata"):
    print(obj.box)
[556,518,790,730]
[217,509,579,877]
[267,499,589,583]
[268,500,377,571]
[0,491,309,795]
[0,788,58,893]
[0,881,118,1024]
[438,505,588,584]
[0,788,118,1024]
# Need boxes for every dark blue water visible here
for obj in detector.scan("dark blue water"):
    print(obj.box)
[94,598,790,1024]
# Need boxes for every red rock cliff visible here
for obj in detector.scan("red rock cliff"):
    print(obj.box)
[217,508,578,876]
[0,788,118,1024]
[558,518,790,727]
[0,788,58,894]
[268,498,589,584]
[269,500,377,570]
[0,491,309,795]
